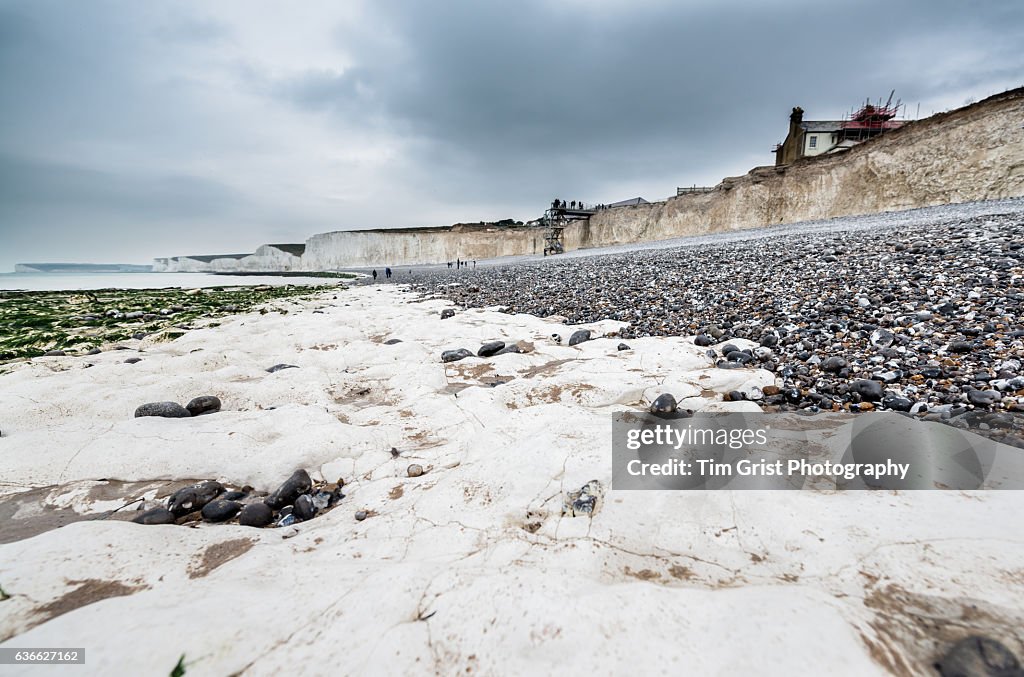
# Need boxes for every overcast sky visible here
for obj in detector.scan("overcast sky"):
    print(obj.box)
[1,0,1021,271]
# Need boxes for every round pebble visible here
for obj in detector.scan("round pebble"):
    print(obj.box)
[185,395,221,416]
[201,499,242,522]
[134,401,190,418]
[132,507,176,525]
[264,469,312,510]
[238,502,274,527]
[650,393,678,414]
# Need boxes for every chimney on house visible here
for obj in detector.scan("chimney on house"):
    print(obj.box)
[789,106,804,139]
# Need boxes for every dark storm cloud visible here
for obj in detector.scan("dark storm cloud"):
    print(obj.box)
[0,0,1021,270]
[267,0,1023,199]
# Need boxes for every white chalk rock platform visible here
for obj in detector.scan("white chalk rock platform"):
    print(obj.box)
[0,286,1021,675]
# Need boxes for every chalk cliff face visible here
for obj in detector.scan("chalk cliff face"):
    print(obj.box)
[567,89,1024,249]
[153,245,303,273]
[156,89,1024,271]
[299,225,547,269]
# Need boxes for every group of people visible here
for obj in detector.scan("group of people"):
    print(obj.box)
[551,198,613,211]
[370,260,476,281]
[551,198,587,211]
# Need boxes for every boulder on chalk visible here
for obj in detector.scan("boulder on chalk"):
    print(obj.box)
[238,502,274,527]
[568,330,592,346]
[186,395,221,416]
[201,499,242,522]
[132,507,176,525]
[478,341,505,357]
[442,348,473,363]
[265,469,312,510]
[134,401,190,418]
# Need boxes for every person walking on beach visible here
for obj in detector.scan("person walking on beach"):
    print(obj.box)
[372,269,378,280]
[385,267,392,279]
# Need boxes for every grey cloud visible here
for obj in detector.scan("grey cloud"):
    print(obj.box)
[0,0,1021,271]
[260,0,1023,201]
[0,154,239,219]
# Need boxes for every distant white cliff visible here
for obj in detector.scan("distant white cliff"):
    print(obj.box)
[153,244,304,273]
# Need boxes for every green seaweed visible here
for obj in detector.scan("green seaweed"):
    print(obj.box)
[0,283,344,362]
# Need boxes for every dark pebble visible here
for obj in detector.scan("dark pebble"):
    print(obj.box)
[440,309,456,319]
[266,364,299,373]
[881,396,913,412]
[650,393,678,414]
[134,401,191,418]
[821,356,848,373]
[168,481,225,516]
[568,329,592,346]
[441,348,473,363]
[617,343,631,351]
[238,502,274,527]
[936,635,1021,677]
[264,469,312,510]
[185,395,221,417]
[293,494,316,521]
[967,389,1002,407]
[478,341,506,357]
[850,379,884,401]
[132,507,176,525]
[124,357,142,364]
[201,499,242,522]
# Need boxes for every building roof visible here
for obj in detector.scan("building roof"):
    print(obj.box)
[607,197,649,208]
[800,121,844,133]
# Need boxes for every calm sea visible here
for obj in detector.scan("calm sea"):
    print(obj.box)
[0,272,347,292]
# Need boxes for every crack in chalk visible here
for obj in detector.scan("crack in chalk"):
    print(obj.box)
[58,424,114,483]
[552,455,571,539]
[824,536,1024,583]
[561,535,740,576]
[228,580,365,676]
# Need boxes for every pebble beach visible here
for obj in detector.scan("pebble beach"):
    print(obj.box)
[413,198,1024,447]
